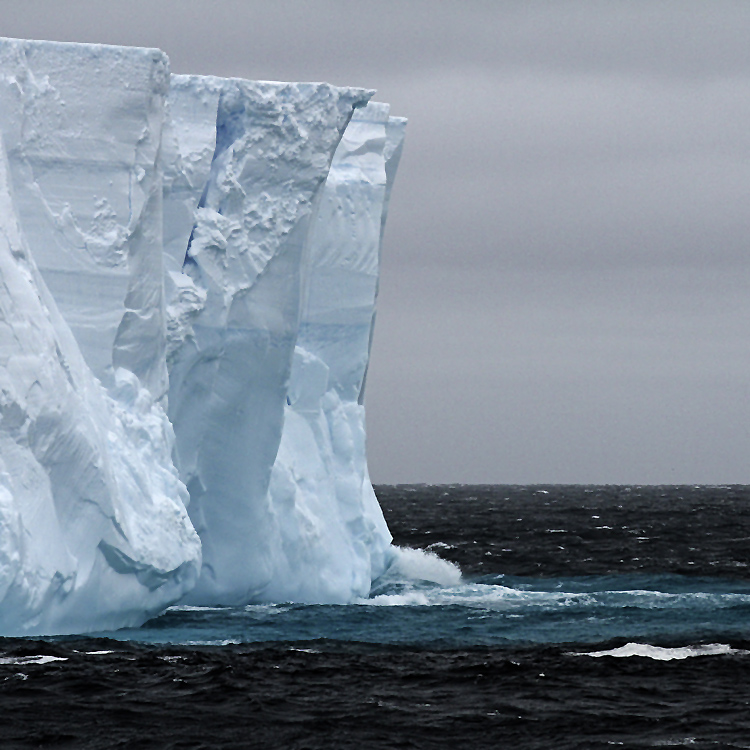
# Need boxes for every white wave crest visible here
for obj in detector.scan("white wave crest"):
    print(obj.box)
[366,591,433,607]
[575,642,746,660]
[0,655,68,665]
[167,605,227,612]
[362,546,462,605]
[385,546,462,587]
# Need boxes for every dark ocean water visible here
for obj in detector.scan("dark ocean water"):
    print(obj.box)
[2,485,750,749]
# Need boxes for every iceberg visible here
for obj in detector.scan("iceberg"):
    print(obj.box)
[0,39,200,635]
[0,36,405,633]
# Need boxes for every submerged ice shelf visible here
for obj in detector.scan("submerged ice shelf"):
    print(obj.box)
[0,37,405,634]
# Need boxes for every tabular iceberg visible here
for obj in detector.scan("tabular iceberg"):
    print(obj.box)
[0,39,200,635]
[0,36,405,634]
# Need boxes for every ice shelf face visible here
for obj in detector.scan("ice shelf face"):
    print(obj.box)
[0,138,200,636]
[0,38,169,400]
[166,77,387,604]
[265,103,406,602]
[0,36,405,633]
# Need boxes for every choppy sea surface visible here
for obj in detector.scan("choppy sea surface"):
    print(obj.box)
[3,484,750,749]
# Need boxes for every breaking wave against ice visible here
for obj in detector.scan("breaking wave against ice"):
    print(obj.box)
[366,545,462,602]
[387,545,463,587]
[363,546,462,605]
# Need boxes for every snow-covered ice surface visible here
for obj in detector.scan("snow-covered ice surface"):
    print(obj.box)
[0,37,405,633]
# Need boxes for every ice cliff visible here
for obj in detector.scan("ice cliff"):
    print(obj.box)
[0,37,404,634]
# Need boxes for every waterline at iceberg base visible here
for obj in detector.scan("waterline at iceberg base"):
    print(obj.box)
[0,37,405,635]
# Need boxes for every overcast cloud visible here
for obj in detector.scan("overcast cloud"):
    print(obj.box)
[3,1,750,483]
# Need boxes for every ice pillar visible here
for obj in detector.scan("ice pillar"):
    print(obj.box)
[166,77,373,603]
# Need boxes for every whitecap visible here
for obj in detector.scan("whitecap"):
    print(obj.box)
[573,643,746,660]
[184,639,240,646]
[363,591,432,607]
[244,604,292,613]
[378,545,462,587]
[167,605,227,612]
[0,655,68,665]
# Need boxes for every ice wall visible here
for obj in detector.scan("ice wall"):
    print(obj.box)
[0,35,406,631]
[0,38,201,635]
[0,138,200,636]
[265,104,406,602]
[0,38,169,400]
[165,76,385,604]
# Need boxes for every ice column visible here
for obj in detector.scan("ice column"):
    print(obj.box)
[166,77,373,604]
[0,139,200,636]
[265,104,406,602]
[0,37,201,636]
[161,75,223,363]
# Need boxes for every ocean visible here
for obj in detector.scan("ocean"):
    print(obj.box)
[2,485,750,749]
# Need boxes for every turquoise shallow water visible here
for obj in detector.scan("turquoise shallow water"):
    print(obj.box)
[93,571,750,648]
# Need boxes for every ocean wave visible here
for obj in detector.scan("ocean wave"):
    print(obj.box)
[385,546,463,586]
[573,642,748,660]
[0,655,68,665]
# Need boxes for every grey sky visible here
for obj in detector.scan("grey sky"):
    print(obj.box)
[3,1,750,483]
